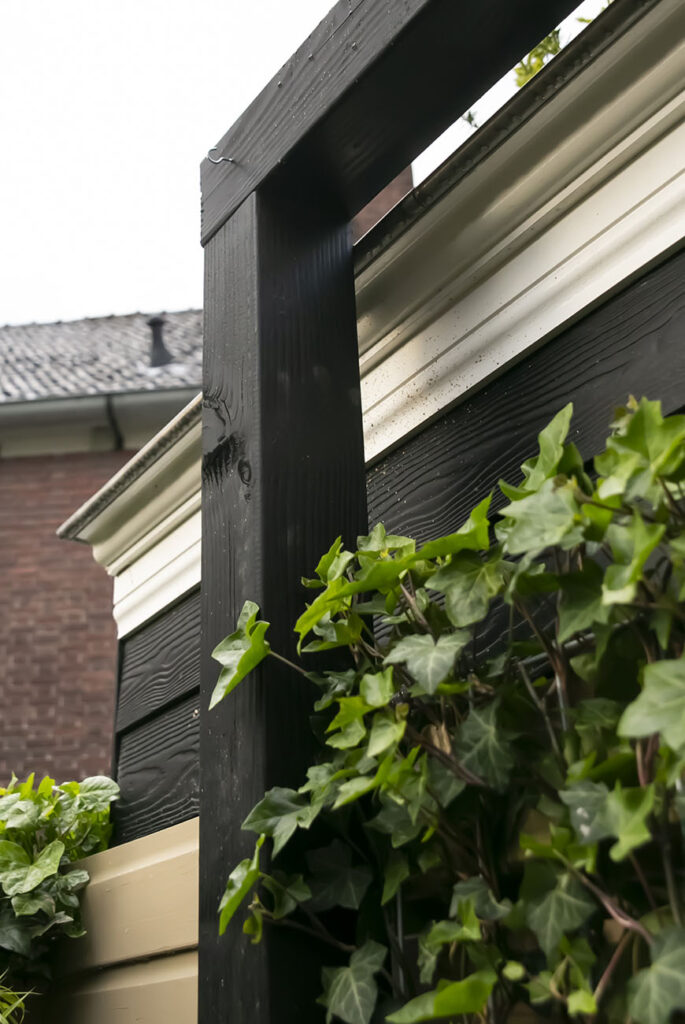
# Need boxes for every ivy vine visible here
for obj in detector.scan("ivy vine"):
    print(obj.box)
[213,397,685,1024]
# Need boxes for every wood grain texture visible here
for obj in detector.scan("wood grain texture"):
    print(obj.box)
[115,693,199,845]
[367,247,685,542]
[116,588,200,733]
[200,181,367,1023]
[201,0,580,242]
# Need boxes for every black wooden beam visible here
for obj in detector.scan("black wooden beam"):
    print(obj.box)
[201,0,579,244]
[200,175,367,1023]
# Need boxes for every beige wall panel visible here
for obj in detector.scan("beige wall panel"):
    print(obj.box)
[59,816,198,974]
[47,950,197,1024]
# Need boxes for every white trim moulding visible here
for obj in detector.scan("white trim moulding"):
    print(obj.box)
[356,0,685,462]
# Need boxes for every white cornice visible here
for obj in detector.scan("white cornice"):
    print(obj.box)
[356,0,685,461]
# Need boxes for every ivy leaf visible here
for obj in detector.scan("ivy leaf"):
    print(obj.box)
[454,703,514,791]
[360,668,394,708]
[210,601,271,708]
[450,876,510,920]
[558,561,611,642]
[218,834,264,935]
[384,633,468,693]
[367,711,406,758]
[628,928,685,1024]
[1,840,65,897]
[0,907,31,956]
[11,891,55,917]
[357,524,414,554]
[386,970,496,1023]
[418,904,481,984]
[604,783,655,861]
[596,398,685,504]
[516,404,574,496]
[242,788,319,856]
[498,479,583,556]
[427,551,505,628]
[602,514,665,606]
[261,872,311,919]
[618,658,685,751]
[318,941,386,1024]
[78,776,120,812]
[381,851,409,905]
[567,989,597,1016]
[524,868,595,958]
[0,841,30,874]
[307,840,372,911]
[414,496,491,559]
[327,697,371,750]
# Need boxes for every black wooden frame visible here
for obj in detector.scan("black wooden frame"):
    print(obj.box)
[200,1,580,1020]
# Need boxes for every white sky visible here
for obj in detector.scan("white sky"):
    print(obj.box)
[0,0,605,327]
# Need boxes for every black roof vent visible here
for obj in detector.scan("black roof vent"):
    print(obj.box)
[147,315,173,367]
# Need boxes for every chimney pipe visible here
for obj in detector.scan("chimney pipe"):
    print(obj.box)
[147,315,173,367]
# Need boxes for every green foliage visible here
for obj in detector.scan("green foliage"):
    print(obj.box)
[211,397,685,1023]
[0,773,119,1016]
[514,29,561,88]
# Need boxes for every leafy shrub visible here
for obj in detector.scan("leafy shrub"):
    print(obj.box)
[213,398,685,1023]
[0,773,119,1019]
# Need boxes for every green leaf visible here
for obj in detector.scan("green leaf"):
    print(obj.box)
[11,891,55,917]
[318,941,386,1024]
[381,851,409,905]
[384,633,468,693]
[357,523,414,554]
[78,776,120,812]
[210,600,271,708]
[502,961,526,981]
[261,872,311,919]
[454,703,514,791]
[0,841,30,874]
[524,869,595,958]
[367,711,406,758]
[0,907,31,957]
[218,834,264,935]
[596,398,685,504]
[418,905,481,985]
[602,513,665,606]
[386,970,496,1023]
[568,989,597,1016]
[1,840,65,897]
[242,788,319,856]
[313,536,355,584]
[427,551,505,628]
[450,876,510,920]
[359,668,394,708]
[414,496,491,559]
[307,840,372,911]
[618,658,685,751]
[327,697,371,750]
[520,404,574,494]
[498,478,583,556]
[558,561,611,642]
[628,928,685,1024]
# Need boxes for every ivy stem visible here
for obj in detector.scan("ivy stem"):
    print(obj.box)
[267,913,355,953]
[629,853,658,912]
[517,662,564,766]
[399,583,434,636]
[593,929,632,1007]
[659,798,682,927]
[269,650,315,683]
[570,869,653,946]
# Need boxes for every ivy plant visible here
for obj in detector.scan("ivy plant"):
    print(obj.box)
[0,773,119,1021]
[212,397,685,1023]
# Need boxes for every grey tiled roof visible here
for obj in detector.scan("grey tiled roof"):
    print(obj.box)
[0,310,203,403]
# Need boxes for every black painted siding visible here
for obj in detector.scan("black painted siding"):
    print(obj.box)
[113,588,200,843]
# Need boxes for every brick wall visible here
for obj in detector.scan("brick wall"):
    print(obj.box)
[0,451,132,784]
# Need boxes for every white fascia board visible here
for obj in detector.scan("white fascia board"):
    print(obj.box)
[356,0,685,461]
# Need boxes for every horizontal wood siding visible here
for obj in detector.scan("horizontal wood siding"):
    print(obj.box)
[367,247,685,540]
[47,817,198,1024]
[114,588,200,843]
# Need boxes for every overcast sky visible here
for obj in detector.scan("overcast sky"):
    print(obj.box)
[0,0,604,327]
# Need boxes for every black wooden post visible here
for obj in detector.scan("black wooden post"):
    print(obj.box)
[200,1,580,1020]
[200,175,367,1024]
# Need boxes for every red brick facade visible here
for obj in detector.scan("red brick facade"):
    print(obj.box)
[0,451,132,784]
